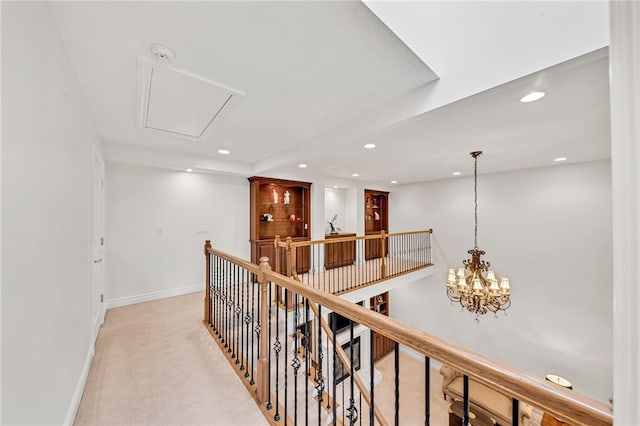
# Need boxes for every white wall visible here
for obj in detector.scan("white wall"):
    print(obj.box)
[105,163,250,302]
[389,160,612,403]
[1,2,100,424]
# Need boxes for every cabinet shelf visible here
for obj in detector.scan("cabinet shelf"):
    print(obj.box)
[261,202,307,207]
[260,219,305,224]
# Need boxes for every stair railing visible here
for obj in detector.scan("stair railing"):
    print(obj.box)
[203,240,613,426]
[273,229,433,296]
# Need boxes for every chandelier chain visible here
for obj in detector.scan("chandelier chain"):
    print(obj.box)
[474,153,478,250]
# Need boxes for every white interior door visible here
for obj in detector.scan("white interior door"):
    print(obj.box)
[91,146,105,338]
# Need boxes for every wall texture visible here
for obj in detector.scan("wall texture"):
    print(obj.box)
[105,163,250,302]
[389,160,612,402]
[1,2,100,423]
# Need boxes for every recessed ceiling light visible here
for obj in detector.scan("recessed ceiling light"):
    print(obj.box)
[363,143,376,149]
[218,149,230,155]
[554,157,568,162]
[452,171,461,176]
[298,163,308,168]
[520,91,546,103]
[352,173,359,177]
[333,185,338,189]
[186,168,193,173]
[391,180,398,184]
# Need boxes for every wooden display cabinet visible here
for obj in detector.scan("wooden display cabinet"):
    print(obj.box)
[324,233,356,270]
[364,189,389,260]
[370,291,394,361]
[249,177,311,273]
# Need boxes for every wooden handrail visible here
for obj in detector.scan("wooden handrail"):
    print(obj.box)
[386,228,432,237]
[207,247,261,274]
[276,229,433,248]
[263,270,612,426]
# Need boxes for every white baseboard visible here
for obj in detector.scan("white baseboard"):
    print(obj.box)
[106,283,203,309]
[63,343,94,426]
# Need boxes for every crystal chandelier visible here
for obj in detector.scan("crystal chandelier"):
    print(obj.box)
[446,151,511,317]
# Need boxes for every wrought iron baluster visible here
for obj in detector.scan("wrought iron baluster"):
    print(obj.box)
[235,265,240,361]
[213,256,218,334]
[463,375,470,426]
[332,314,337,425]
[369,329,374,426]
[251,272,257,385]
[394,342,399,426]
[219,256,224,338]
[224,260,229,348]
[347,320,358,426]
[274,285,281,422]
[242,271,249,374]
[425,356,430,426]
[210,255,215,331]
[218,258,223,341]
[267,283,273,410]
[304,298,309,426]
[512,398,520,426]
[292,293,300,425]
[227,261,232,349]
[284,289,289,426]
[316,305,324,426]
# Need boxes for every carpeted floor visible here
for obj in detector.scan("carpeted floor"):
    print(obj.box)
[74,292,268,426]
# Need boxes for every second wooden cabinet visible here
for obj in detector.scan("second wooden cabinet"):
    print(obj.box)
[364,189,389,260]
[370,291,394,361]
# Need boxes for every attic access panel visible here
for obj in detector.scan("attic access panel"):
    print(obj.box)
[137,57,244,141]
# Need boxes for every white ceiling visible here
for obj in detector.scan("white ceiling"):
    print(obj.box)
[49,1,436,164]
[296,49,611,185]
[49,1,611,185]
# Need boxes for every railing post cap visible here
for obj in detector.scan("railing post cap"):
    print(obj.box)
[259,257,271,268]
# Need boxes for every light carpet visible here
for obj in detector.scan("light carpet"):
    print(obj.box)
[74,292,267,426]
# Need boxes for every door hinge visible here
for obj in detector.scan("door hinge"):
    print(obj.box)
[101,237,104,246]
[100,294,104,303]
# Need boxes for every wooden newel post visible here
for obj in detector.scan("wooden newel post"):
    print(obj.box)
[380,230,387,279]
[274,235,281,274]
[256,256,271,404]
[204,240,212,324]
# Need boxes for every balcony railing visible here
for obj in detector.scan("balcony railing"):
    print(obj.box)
[273,230,432,296]
[203,240,612,426]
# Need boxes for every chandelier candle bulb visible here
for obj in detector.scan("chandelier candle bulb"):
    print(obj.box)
[489,279,500,296]
[472,278,483,295]
[499,278,510,295]
[457,277,468,292]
